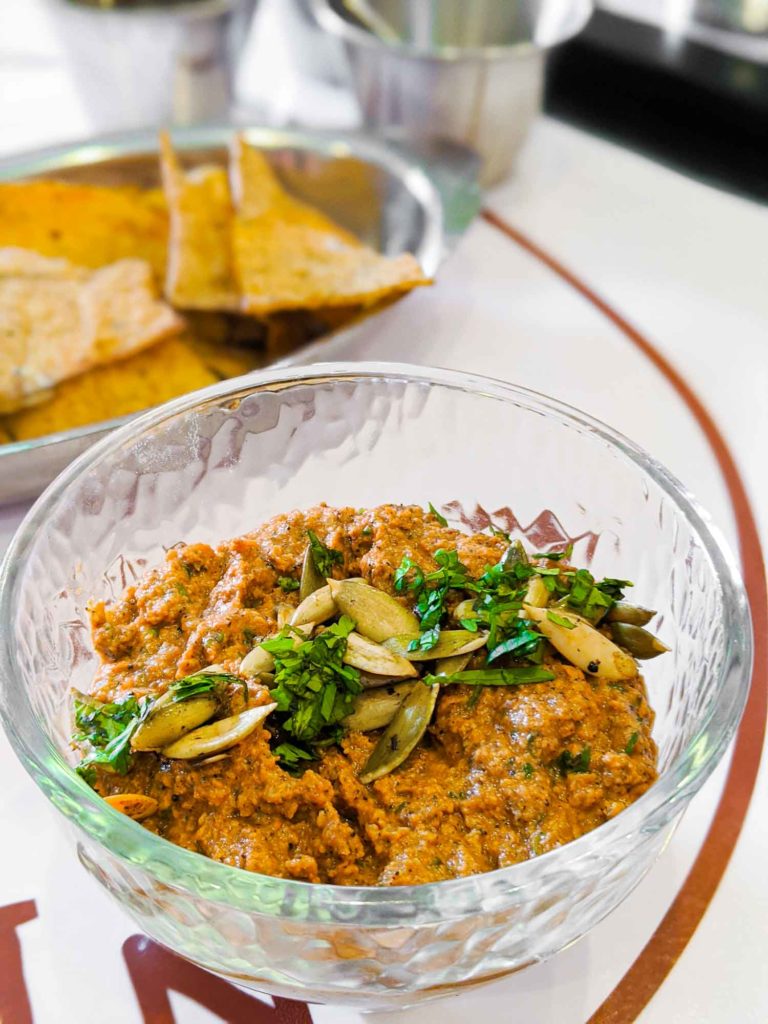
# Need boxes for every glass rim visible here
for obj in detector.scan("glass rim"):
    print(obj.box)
[0,361,752,922]
[309,0,593,62]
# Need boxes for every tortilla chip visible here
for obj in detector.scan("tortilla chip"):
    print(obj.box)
[159,133,239,311]
[0,181,168,275]
[4,336,217,441]
[230,136,431,315]
[0,248,182,412]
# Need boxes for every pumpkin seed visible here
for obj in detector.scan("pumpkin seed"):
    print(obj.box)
[383,630,488,662]
[299,542,325,600]
[326,578,419,642]
[434,652,472,676]
[502,540,528,569]
[240,622,313,676]
[522,575,550,610]
[131,691,218,751]
[359,682,438,784]
[104,793,158,821]
[276,603,293,629]
[453,598,477,622]
[290,585,336,627]
[606,602,656,627]
[343,683,414,731]
[358,671,409,690]
[610,622,669,659]
[524,605,637,681]
[343,631,418,677]
[162,703,277,759]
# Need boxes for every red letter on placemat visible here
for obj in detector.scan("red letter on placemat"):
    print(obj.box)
[123,934,313,1024]
[0,899,38,1024]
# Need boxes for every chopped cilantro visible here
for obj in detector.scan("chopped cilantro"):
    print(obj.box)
[523,762,534,779]
[531,545,573,562]
[625,731,639,755]
[277,576,300,593]
[546,610,577,629]
[428,502,448,527]
[175,583,189,598]
[72,692,149,785]
[273,742,314,768]
[265,615,362,767]
[169,671,236,703]
[307,530,343,578]
[554,746,591,775]
[425,666,556,686]
[394,549,476,652]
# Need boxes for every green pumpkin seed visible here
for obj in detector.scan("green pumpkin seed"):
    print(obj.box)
[343,631,418,677]
[606,603,657,627]
[276,603,293,630]
[452,599,477,622]
[343,683,414,731]
[162,703,276,759]
[290,585,336,627]
[359,682,438,784]
[299,543,325,600]
[610,622,669,659]
[434,652,472,676]
[131,691,218,751]
[524,605,637,681]
[522,575,549,610]
[502,540,528,569]
[383,630,488,662]
[326,578,419,642]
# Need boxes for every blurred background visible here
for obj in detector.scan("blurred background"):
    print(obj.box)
[2,0,767,198]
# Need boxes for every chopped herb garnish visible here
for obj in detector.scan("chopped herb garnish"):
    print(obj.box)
[265,615,362,769]
[72,692,150,785]
[394,549,476,651]
[277,576,300,593]
[175,583,189,598]
[242,628,257,647]
[273,742,314,767]
[531,544,573,562]
[428,502,448,527]
[361,525,373,537]
[565,569,632,623]
[554,746,591,775]
[169,671,237,703]
[523,762,534,779]
[546,610,577,629]
[307,530,343,578]
[625,731,639,755]
[425,666,556,687]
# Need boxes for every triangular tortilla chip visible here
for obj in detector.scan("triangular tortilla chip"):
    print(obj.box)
[0,248,182,412]
[3,336,217,441]
[159,133,239,311]
[230,135,431,315]
[0,180,168,276]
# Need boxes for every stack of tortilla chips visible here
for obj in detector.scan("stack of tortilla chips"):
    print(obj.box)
[0,133,430,442]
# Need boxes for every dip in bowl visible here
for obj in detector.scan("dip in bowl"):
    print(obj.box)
[0,363,751,1009]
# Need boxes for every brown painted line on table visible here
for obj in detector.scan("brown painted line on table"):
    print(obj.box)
[481,207,767,1023]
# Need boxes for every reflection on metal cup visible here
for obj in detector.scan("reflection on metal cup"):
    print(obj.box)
[43,0,259,132]
[311,0,593,186]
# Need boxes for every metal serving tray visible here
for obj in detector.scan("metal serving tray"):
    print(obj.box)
[0,124,479,503]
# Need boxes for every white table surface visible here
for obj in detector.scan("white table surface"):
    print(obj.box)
[1,3,766,1023]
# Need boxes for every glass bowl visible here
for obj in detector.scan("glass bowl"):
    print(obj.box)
[0,363,751,1010]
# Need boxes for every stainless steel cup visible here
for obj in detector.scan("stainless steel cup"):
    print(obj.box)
[44,0,259,132]
[310,0,592,186]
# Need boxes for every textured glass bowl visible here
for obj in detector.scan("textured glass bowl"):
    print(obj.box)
[0,363,752,1010]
